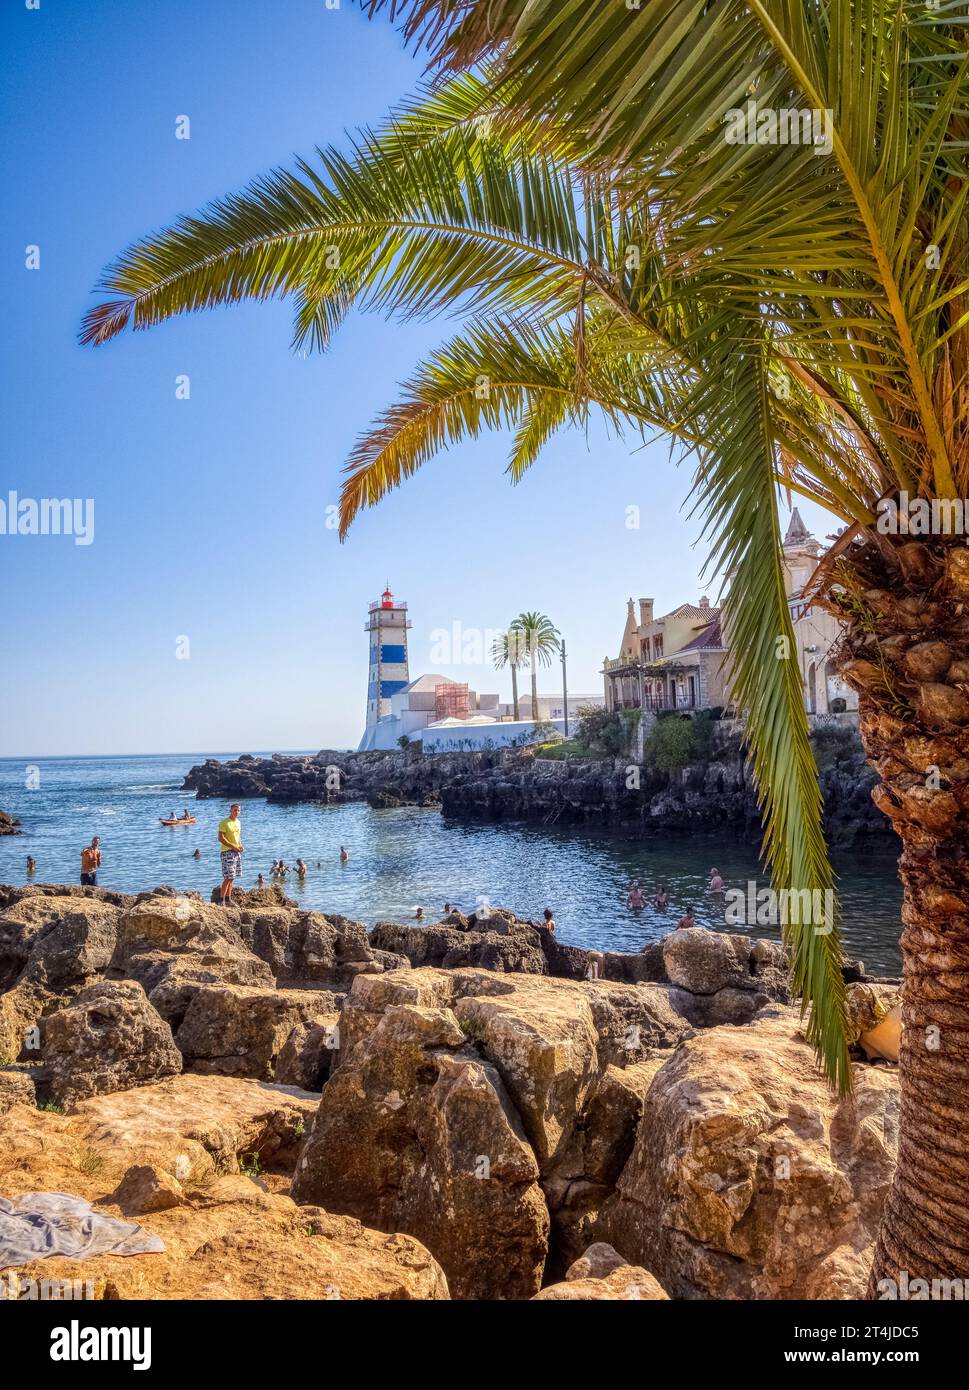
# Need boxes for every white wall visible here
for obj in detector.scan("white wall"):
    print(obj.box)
[421,718,569,752]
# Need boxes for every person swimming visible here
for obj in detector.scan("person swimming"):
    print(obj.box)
[654,885,669,909]
[708,867,724,892]
[414,906,424,920]
[25,856,37,875]
[296,859,307,879]
[257,873,265,887]
[627,880,645,910]
[192,848,201,860]
[340,847,349,863]
[677,905,697,930]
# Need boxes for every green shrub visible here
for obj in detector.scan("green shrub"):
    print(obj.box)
[530,719,561,743]
[644,715,697,774]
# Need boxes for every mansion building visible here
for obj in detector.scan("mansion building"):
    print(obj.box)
[601,511,857,719]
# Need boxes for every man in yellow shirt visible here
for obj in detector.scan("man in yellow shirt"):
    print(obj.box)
[217,804,244,906]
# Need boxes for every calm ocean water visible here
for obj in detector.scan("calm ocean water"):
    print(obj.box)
[0,752,903,973]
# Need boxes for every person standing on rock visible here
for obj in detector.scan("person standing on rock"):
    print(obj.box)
[217,804,244,906]
[585,950,605,981]
[80,836,101,886]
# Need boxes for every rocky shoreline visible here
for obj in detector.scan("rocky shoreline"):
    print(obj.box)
[1,881,900,1300]
[182,723,897,849]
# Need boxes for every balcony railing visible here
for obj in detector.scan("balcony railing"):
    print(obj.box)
[614,694,698,713]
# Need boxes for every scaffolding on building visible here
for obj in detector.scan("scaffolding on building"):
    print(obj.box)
[435,682,471,720]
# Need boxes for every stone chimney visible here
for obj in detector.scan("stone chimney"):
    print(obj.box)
[639,598,654,626]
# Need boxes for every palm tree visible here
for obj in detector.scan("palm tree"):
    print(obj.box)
[81,3,969,1286]
[491,626,523,722]
[511,612,560,722]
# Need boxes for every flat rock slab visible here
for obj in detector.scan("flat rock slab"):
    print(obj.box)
[0,1074,318,1192]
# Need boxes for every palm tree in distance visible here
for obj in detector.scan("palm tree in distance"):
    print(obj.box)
[80,2,969,1285]
[512,612,560,724]
[491,626,524,722]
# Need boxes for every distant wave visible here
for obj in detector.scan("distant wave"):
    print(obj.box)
[128,784,181,792]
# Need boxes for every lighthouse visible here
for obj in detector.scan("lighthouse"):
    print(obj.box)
[362,585,411,743]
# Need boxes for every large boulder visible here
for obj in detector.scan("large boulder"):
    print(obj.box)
[599,1009,899,1298]
[116,894,273,978]
[240,909,385,985]
[533,1242,668,1300]
[328,966,691,1273]
[0,893,119,990]
[0,981,52,1062]
[41,981,182,1108]
[112,894,276,1030]
[0,893,123,1055]
[0,1068,36,1114]
[275,1014,341,1091]
[174,983,343,1080]
[370,909,547,975]
[660,928,789,1025]
[291,1003,550,1299]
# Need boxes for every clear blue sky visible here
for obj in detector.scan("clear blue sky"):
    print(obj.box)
[1,0,835,757]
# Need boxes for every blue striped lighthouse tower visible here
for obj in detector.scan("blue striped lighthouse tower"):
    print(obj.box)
[362,585,411,745]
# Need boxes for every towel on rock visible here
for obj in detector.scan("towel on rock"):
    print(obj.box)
[0,1192,165,1269]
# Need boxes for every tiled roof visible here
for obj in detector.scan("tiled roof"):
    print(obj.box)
[660,603,721,622]
[677,617,725,653]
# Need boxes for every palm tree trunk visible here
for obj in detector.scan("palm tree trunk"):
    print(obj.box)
[511,664,520,722]
[833,533,969,1292]
[531,659,538,723]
